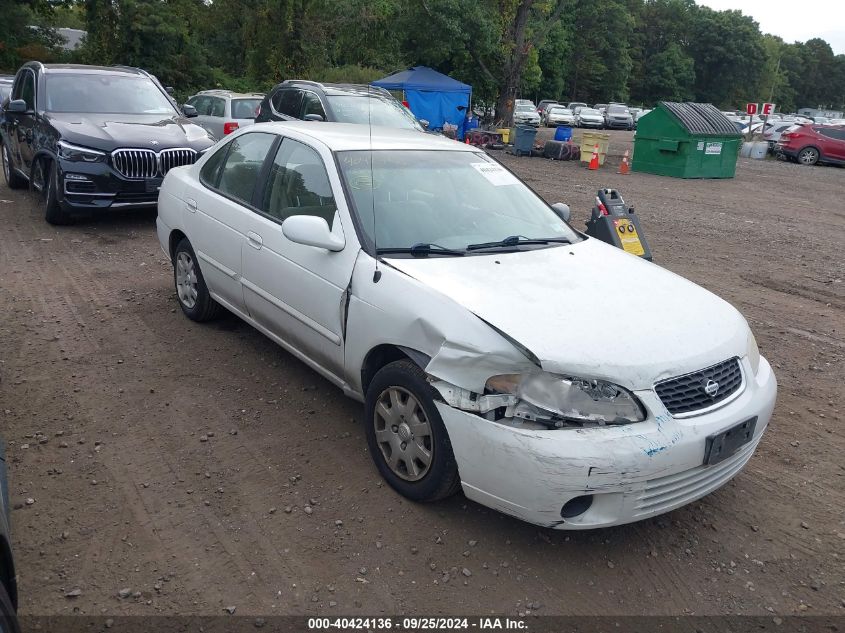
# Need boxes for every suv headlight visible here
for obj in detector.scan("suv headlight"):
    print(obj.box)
[57,140,106,163]
[747,332,761,375]
[486,372,645,426]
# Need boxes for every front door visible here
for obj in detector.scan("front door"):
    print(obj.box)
[8,69,38,174]
[240,136,358,379]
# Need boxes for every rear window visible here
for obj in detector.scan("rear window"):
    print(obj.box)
[231,98,261,120]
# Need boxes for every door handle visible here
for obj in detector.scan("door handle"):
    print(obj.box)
[247,231,263,249]
[185,198,197,213]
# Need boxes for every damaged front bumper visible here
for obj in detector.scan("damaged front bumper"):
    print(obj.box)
[436,356,776,529]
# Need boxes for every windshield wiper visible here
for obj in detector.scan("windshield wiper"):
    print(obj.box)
[466,235,572,251]
[376,243,466,257]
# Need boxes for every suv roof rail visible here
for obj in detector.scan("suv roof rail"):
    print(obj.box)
[282,79,324,89]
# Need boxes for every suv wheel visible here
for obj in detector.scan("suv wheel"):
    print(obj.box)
[364,360,461,502]
[1,142,27,190]
[798,147,820,166]
[40,160,71,225]
[0,581,21,633]
[173,238,223,322]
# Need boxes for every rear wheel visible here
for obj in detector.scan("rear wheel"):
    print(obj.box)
[798,146,820,166]
[364,360,461,502]
[1,142,26,190]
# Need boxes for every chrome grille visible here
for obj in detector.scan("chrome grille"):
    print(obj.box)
[159,148,196,175]
[112,149,157,179]
[111,148,197,179]
[654,357,743,416]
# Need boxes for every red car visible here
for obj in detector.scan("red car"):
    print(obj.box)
[776,124,845,166]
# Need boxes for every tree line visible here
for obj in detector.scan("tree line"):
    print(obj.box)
[4,0,845,120]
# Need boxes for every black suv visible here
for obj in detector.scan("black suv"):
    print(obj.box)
[255,80,422,130]
[0,63,215,224]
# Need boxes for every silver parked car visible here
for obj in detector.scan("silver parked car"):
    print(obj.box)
[513,103,540,126]
[543,106,576,127]
[576,107,604,128]
[186,90,264,139]
[604,104,634,130]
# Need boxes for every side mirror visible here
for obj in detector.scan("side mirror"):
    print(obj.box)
[7,99,27,113]
[303,113,324,122]
[282,215,345,252]
[182,104,198,117]
[551,202,571,223]
[166,86,175,95]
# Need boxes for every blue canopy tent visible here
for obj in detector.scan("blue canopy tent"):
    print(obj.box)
[372,66,472,139]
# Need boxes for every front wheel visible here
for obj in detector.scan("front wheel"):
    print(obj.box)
[798,147,819,166]
[0,581,21,633]
[42,160,71,225]
[172,238,223,322]
[364,360,461,502]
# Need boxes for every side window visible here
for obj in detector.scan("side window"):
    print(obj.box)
[209,97,225,117]
[13,71,36,110]
[199,141,230,188]
[301,92,326,120]
[262,138,336,227]
[818,128,845,141]
[216,132,277,204]
[271,89,302,118]
[190,96,211,115]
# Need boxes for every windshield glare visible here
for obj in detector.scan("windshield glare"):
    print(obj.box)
[325,95,421,130]
[337,150,580,253]
[580,108,599,115]
[45,74,177,114]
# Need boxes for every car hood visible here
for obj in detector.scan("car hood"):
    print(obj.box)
[46,112,215,152]
[385,239,749,390]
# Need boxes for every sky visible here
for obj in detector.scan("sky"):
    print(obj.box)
[697,0,845,54]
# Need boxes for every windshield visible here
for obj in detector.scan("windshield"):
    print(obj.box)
[231,98,261,119]
[580,108,600,116]
[45,74,177,114]
[550,108,571,115]
[337,150,580,253]
[515,104,535,112]
[608,105,629,114]
[325,95,421,130]
[0,83,11,102]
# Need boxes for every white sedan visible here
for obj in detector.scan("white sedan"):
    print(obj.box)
[156,123,777,529]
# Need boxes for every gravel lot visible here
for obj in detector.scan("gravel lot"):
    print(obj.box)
[1,135,843,618]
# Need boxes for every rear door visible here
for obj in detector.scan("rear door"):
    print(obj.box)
[189,131,278,314]
[240,136,359,379]
[817,127,845,161]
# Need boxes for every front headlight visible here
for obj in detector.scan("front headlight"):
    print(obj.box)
[747,332,761,376]
[57,140,105,163]
[486,372,645,426]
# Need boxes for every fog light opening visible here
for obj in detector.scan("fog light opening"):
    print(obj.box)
[560,495,593,519]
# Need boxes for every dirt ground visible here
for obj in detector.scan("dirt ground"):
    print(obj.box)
[1,132,843,619]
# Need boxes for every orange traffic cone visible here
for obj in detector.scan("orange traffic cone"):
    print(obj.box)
[618,149,631,174]
[588,143,600,170]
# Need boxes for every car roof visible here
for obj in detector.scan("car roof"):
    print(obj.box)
[195,90,264,99]
[253,122,478,152]
[28,63,148,76]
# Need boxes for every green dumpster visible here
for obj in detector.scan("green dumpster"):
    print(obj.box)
[632,102,741,178]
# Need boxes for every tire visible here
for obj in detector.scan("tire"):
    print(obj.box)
[172,238,223,322]
[364,359,461,502]
[797,146,819,166]
[0,581,20,633]
[41,160,71,225]
[1,142,26,190]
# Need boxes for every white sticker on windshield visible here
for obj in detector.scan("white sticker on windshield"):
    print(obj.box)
[470,162,520,186]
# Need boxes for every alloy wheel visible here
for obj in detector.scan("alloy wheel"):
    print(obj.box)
[175,251,199,309]
[798,148,818,165]
[373,387,434,481]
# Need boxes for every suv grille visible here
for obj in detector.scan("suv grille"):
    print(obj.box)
[112,148,196,179]
[654,358,743,416]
